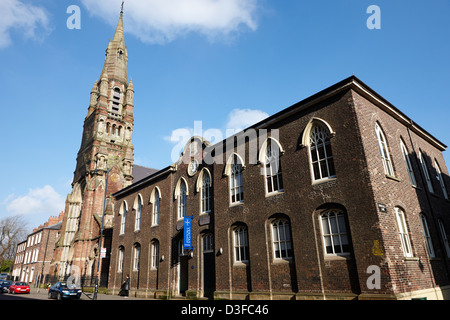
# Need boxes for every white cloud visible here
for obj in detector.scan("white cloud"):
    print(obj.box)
[225,108,269,133]
[5,185,65,216]
[81,0,259,44]
[0,0,51,48]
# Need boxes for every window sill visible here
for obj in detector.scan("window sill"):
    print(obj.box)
[265,190,284,198]
[230,201,244,208]
[272,258,292,265]
[324,254,350,261]
[385,175,400,182]
[312,177,337,186]
[233,261,249,267]
[403,257,419,261]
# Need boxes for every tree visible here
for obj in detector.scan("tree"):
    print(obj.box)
[0,216,28,266]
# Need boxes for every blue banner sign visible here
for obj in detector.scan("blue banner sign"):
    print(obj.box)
[183,216,193,250]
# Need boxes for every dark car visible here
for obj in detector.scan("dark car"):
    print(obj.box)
[0,280,13,293]
[48,282,82,300]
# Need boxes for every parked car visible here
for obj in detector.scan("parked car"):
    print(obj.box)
[0,280,13,293]
[48,282,82,300]
[8,282,30,294]
[0,273,9,280]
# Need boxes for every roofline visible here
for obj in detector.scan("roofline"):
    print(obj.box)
[232,75,447,151]
[113,165,176,199]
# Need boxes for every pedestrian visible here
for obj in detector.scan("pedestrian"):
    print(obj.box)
[119,274,130,298]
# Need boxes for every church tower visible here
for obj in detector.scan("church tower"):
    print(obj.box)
[53,6,134,282]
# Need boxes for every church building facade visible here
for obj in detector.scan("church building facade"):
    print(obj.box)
[108,75,450,300]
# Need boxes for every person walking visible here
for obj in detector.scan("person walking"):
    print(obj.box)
[119,274,130,298]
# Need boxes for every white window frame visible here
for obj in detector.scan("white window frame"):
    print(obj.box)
[201,172,211,214]
[438,219,450,258]
[394,207,413,258]
[271,219,293,260]
[309,124,336,182]
[203,234,214,253]
[233,226,249,263]
[118,247,124,273]
[133,244,141,271]
[119,201,127,235]
[320,210,350,257]
[375,123,395,177]
[400,140,417,186]
[435,160,448,200]
[134,195,142,231]
[230,155,244,204]
[152,189,160,226]
[420,214,435,258]
[178,180,187,220]
[151,241,159,270]
[419,151,434,193]
[263,138,284,194]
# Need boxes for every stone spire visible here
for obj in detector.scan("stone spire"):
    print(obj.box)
[99,4,128,85]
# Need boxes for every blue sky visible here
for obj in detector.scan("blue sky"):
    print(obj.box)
[1,0,449,230]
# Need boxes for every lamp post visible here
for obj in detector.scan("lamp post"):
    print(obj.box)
[93,166,109,300]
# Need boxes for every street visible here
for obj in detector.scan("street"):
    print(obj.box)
[0,287,145,301]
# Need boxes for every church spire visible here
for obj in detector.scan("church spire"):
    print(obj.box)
[99,2,128,85]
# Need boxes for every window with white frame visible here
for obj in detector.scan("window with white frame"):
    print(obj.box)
[420,214,435,258]
[321,210,350,256]
[135,195,142,231]
[152,188,160,226]
[419,151,434,193]
[400,140,417,186]
[438,219,450,258]
[435,160,448,200]
[133,243,141,271]
[230,155,244,204]
[394,207,413,257]
[120,201,127,235]
[271,219,293,260]
[309,124,336,181]
[233,226,249,263]
[375,123,395,177]
[264,139,284,193]
[178,180,187,220]
[151,241,159,270]
[201,171,211,213]
[118,247,124,272]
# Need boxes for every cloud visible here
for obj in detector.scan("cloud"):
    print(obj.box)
[0,0,51,48]
[5,185,65,216]
[225,108,269,133]
[81,0,259,44]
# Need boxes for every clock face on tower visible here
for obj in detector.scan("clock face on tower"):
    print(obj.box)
[188,159,199,176]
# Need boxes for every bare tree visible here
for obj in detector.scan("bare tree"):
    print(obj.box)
[0,215,28,262]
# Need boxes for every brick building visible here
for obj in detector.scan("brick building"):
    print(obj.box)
[108,76,450,300]
[11,212,64,285]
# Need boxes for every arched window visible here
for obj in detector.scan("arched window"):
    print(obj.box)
[400,139,417,186]
[133,243,141,271]
[134,194,143,231]
[233,225,249,263]
[151,240,159,270]
[262,138,284,193]
[271,219,293,260]
[201,170,211,214]
[320,209,350,256]
[151,187,161,226]
[375,123,395,177]
[178,179,187,220]
[119,201,127,235]
[438,219,450,258]
[420,214,435,258]
[435,160,448,200]
[309,122,336,181]
[419,151,434,193]
[230,155,244,204]
[394,207,413,257]
[117,246,125,273]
